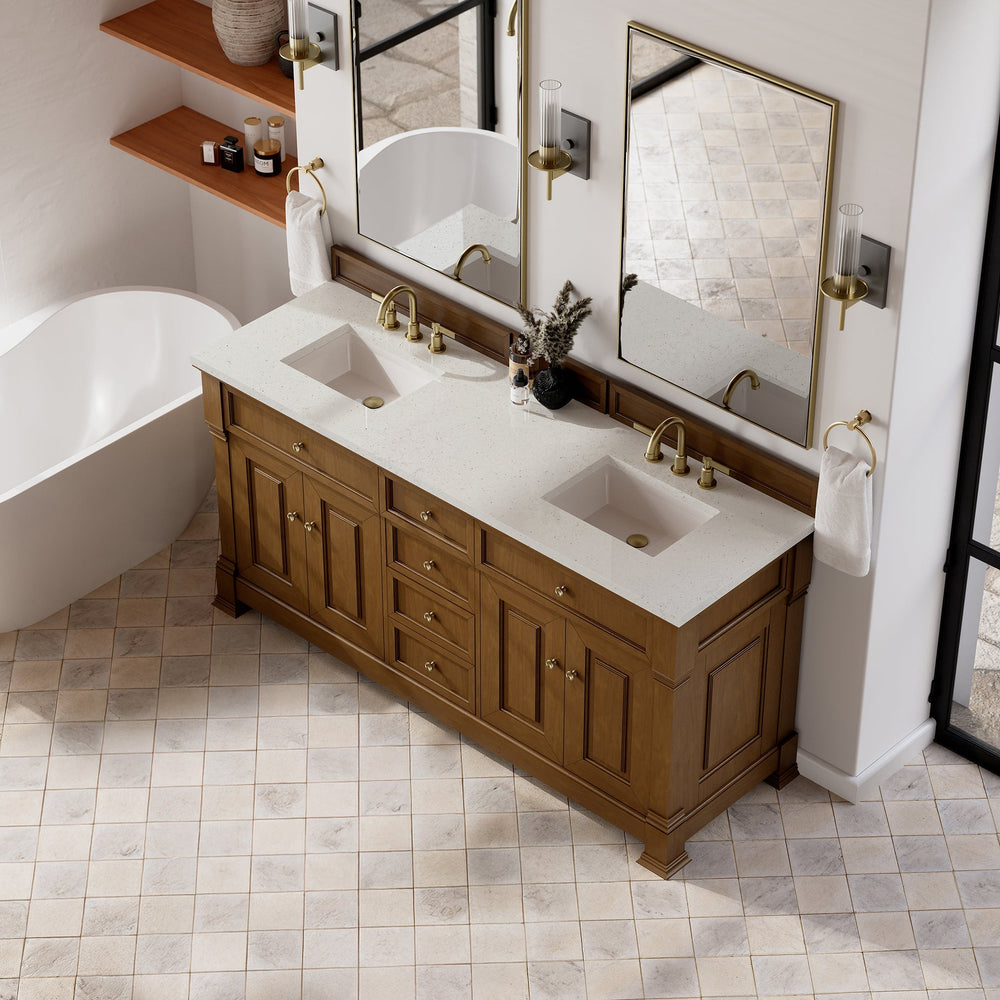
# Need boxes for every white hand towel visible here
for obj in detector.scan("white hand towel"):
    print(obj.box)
[285,190,333,296]
[813,445,873,576]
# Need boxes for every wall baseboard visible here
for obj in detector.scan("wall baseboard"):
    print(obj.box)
[797,718,937,803]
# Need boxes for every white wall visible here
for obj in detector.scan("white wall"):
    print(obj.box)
[0,0,196,329]
[296,0,1000,790]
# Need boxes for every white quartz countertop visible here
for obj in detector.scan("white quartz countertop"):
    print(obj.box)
[192,280,814,628]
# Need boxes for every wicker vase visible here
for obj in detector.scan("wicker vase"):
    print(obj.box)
[212,0,286,67]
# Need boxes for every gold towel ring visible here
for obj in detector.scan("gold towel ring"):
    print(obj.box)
[823,409,876,476]
[286,157,327,216]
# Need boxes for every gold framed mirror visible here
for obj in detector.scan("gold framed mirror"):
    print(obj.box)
[350,0,526,308]
[619,22,838,447]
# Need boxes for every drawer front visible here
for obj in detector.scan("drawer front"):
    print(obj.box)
[382,475,474,554]
[479,528,650,650]
[386,523,476,610]
[226,389,377,504]
[387,572,475,662]
[387,625,474,711]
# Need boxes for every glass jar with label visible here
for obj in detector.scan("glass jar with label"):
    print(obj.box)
[253,139,282,176]
[267,115,286,162]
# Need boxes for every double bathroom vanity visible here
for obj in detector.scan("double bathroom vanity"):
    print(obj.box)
[193,252,815,878]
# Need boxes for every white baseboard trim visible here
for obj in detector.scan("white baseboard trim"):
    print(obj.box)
[797,718,937,803]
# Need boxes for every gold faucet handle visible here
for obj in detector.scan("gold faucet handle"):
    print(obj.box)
[698,456,730,490]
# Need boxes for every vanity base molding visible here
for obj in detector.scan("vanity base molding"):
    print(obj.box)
[205,375,811,877]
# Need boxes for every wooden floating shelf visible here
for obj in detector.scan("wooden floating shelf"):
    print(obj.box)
[111,106,297,228]
[100,0,295,118]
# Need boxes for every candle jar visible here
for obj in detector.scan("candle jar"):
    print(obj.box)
[253,139,281,176]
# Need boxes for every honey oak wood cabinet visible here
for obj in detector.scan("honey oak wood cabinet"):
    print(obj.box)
[203,376,812,877]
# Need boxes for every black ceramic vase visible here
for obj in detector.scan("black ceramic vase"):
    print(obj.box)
[531,364,574,410]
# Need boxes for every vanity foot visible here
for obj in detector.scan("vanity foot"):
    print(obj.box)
[764,732,800,789]
[636,847,691,880]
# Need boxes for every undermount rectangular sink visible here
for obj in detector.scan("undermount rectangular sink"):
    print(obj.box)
[282,325,436,406]
[544,456,717,557]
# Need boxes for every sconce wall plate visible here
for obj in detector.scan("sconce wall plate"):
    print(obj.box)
[562,110,591,180]
[859,235,890,309]
[308,3,339,69]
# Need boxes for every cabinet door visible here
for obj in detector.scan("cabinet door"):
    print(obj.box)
[303,475,384,658]
[480,576,565,762]
[694,599,787,801]
[564,618,651,811]
[230,436,308,612]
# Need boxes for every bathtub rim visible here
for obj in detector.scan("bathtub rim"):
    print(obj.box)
[0,285,240,357]
[0,286,239,505]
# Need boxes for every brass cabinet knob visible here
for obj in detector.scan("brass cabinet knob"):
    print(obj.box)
[304,521,316,533]
[424,661,436,672]
[286,511,299,522]
[554,585,568,597]
[420,510,432,522]
[422,559,435,572]
[545,658,559,670]
[291,441,304,453]
[423,611,436,622]
[565,669,578,682]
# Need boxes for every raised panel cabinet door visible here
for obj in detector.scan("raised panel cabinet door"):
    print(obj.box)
[564,618,651,811]
[303,475,384,658]
[230,436,308,611]
[480,576,565,762]
[694,599,787,801]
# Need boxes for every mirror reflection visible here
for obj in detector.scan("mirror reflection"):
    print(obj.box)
[619,24,837,446]
[351,0,524,307]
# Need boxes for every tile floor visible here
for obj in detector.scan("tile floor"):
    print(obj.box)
[625,59,830,355]
[2,491,1000,999]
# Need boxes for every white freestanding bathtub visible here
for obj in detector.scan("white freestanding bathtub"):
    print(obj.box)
[0,287,239,632]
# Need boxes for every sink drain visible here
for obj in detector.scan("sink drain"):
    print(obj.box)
[626,533,649,548]
[362,396,384,409]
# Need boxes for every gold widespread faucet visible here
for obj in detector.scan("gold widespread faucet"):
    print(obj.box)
[643,417,689,476]
[376,284,422,342]
[453,243,492,280]
[721,368,760,408]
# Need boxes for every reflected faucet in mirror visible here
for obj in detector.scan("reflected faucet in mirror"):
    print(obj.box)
[642,417,690,476]
[722,369,761,409]
[376,284,422,342]
[454,244,492,280]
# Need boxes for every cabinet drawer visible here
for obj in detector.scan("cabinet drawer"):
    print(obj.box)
[382,475,474,554]
[387,571,475,662]
[225,389,377,505]
[479,527,649,650]
[387,625,474,711]
[385,523,476,610]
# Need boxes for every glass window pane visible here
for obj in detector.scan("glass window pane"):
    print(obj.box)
[971,367,1000,549]
[358,9,480,148]
[950,555,1000,749]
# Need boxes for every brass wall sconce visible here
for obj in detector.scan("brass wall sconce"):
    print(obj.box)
[821,203,892,330]
[281,0,339,90]
[527,80,592,200]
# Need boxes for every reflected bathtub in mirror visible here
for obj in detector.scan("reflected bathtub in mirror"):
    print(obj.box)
[618,23,838,446]
[351,0,525,307]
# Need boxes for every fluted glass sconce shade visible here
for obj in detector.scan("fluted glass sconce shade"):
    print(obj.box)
[820,201,870,330]
[528,79,585,200]
[281,0,329,90]
[833,203,863,295]
[539,80,562,168]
